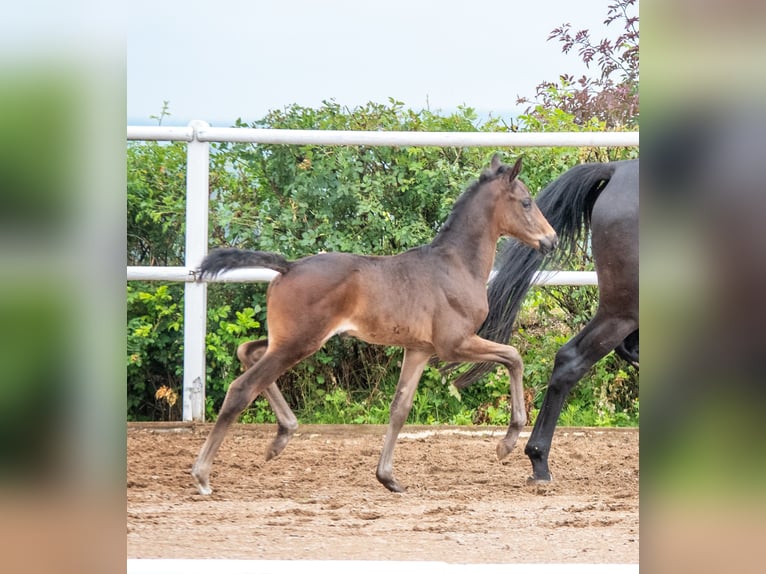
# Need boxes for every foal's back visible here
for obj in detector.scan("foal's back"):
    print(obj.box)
[264,247,475,351]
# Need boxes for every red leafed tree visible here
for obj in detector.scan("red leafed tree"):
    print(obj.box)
[519,0,639,129]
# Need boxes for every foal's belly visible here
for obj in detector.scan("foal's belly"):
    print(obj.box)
[334,318,435,352]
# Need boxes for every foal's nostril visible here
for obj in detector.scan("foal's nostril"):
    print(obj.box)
[539,234,558,254]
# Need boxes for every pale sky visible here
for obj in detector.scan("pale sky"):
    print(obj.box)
[127,0,626,126]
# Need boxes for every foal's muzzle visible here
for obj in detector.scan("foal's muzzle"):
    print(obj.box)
[538,233,558,255]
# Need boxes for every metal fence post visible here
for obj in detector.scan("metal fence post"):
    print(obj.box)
[182,120,210,421]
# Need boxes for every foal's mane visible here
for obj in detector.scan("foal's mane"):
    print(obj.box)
[432,163,509,243]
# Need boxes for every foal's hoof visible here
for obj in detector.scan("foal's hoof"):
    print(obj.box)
[265,434,293,461]
[264,447,279,462]
[377,473,407,493]
[382,480,407,493]
[191,470,212,496]
[264,441,286,462]
[496,434,520,461]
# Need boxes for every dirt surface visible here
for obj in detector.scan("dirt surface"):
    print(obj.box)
[127,423,638,563]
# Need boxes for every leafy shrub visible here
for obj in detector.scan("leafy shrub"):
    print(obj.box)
[127,284,183,420]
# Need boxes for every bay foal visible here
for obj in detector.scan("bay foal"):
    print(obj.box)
[192,155,557,494]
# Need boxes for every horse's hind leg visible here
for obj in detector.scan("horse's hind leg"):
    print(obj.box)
[376,348,431,493]
[237,339,298,460]
[614,329,639,368]
[525,313,637,483]
[191,347,308,495]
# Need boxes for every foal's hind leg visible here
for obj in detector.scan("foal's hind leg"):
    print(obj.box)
[440,335,526,460]
[191,347,309,495]
[237,339,298,460]
[376,348,431,493]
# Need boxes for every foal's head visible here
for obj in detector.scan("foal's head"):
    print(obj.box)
[483,155,558,254]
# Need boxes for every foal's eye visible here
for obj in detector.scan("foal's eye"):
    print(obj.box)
[521,198,532,209]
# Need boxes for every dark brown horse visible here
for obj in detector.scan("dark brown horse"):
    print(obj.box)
[453,159,639,483]
[191,155,557,494]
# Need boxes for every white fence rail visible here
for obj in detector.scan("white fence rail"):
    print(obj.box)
[127,124,639,147]
[127,122,638,421]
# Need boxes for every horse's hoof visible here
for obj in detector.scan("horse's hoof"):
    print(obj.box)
[526,474,553,486]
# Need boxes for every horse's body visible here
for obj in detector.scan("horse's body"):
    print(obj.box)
[191,156,557,494]
[455,159,639,482]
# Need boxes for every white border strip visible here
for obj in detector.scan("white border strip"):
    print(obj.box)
[127,560,638,574]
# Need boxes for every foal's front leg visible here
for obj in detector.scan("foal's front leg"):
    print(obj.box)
[237,339,298,460]
[441,335,526,460]
[376,348,431,492]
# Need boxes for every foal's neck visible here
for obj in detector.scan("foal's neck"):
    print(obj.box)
[431,201,500,281]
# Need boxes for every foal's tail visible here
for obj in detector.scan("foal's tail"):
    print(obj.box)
[451,162,618,388]
[198,248,292,278]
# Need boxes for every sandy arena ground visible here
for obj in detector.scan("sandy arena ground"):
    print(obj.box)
[127,423,638,564]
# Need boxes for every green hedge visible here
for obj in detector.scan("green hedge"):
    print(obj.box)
[127,100,638,425]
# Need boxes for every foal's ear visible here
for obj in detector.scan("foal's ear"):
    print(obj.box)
[507,156,523,181]
[490,153,503,173]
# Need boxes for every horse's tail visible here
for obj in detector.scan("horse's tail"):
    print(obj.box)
[451,162,618,389]
[198,248,292,278]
